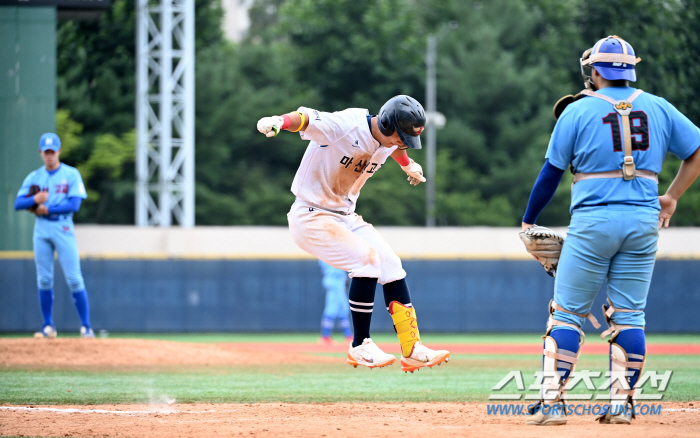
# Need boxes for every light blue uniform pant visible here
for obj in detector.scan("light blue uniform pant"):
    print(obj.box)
[320,262,350,319]
[33,217,85,292]
[552,205,659,329]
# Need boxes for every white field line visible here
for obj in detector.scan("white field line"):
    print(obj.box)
[0,406,217,415]
[661,408,699,412]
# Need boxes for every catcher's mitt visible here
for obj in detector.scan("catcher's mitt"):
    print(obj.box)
[519,226,565,277]
[26,184,40,213]
[553,92,584,120]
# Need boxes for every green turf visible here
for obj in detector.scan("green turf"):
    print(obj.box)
[1,350,698,405]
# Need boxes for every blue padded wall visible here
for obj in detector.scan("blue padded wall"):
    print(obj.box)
[0,259,698,333]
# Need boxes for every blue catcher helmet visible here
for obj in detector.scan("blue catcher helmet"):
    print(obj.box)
[580,35,641,88]
[378,95,426,149]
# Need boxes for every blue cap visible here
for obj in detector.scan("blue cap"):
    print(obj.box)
[591,37,637,82]
[40,133,61,152]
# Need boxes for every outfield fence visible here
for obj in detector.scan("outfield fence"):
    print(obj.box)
[1,226,698,333]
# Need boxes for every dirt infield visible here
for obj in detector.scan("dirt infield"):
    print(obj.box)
[1,402,698,438]
[1,338,699,437]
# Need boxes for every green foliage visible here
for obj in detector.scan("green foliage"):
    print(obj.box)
[55,0,700,226]
[55,109,83,157]
[275,0,425,110]
[193,41,316,224]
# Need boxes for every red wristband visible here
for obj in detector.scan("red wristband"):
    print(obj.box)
[281,115,292,130]
[393,152,411,167]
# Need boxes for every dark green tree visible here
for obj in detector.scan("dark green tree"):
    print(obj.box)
[56,0,225,223]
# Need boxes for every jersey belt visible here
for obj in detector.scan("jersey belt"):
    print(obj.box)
[573,169,658,184]
[303,201,350,216]
[38,214,71,221]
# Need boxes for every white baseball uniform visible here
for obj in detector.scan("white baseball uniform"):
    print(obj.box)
[287,107,406,284]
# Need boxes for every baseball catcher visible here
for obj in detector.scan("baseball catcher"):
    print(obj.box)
[519,226,564,277]
[521,35,700,426]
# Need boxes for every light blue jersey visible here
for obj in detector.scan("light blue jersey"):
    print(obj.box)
[546,86,700,212]
[18,163,87,218]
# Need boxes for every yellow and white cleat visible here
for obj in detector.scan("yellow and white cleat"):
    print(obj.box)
[347,338,396,369]
[400,341,450,373]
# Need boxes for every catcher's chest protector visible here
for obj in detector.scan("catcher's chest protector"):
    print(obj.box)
[573,90,659,185]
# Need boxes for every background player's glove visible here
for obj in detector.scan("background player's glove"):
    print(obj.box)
[400,159,426,186]
[257,116,285,137]
[26,184,41,213]
[519,226,565,277]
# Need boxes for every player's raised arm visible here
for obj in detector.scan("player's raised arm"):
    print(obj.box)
[391,148,426,186]
[257,111,310,137]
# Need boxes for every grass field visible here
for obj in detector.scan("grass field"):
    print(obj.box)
[2,333,699,406]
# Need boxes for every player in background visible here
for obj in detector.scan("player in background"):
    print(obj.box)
[14,133,94,339]
[521,36,700,425]
[257,95,450,372]
[317,260,353,345]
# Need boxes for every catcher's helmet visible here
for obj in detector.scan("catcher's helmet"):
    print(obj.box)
[580,35,640,87]
[378,95,426,149]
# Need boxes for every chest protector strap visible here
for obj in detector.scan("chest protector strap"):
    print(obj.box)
[579,89,646,181]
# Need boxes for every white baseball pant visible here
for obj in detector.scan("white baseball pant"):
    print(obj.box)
[288,200,406,284]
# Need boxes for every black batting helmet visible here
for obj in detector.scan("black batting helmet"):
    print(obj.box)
[378,95,426,149]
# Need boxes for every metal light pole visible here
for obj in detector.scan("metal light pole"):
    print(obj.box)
[136,0,196,227]
[425,21,458,227]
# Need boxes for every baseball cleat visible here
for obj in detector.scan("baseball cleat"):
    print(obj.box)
[400,341,450,373]
[319,336,334,346]
[34,325,57,339]
[596,403,633,425]
[80,326,95,338]
[527,401,567,426]
[347,338,396,369]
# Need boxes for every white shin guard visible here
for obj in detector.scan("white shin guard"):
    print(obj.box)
[609,342,645,415]
[540,336,580,404]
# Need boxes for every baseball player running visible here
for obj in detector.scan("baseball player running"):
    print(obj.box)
[317,260,353,345]
[521,36,700,425]
[14,133,94,339]
[257,95,450,372]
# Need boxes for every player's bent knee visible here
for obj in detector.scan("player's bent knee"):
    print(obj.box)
[65,277,85,292]
[38,278,53,290]
[378,253,405,285]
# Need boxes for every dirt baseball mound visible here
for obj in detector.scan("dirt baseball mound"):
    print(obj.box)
[0,338,339,370]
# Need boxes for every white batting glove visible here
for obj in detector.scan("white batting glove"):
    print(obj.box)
[257,116,285,137]
[401,159,426,186]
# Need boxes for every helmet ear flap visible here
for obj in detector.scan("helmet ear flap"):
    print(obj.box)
[378,112,394,137]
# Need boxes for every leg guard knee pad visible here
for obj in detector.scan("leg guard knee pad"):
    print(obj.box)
[600,298,645,341]
[388,301,420,357]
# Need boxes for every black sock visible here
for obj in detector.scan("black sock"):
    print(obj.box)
[348,277,378,347]
[382,278,412,310]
